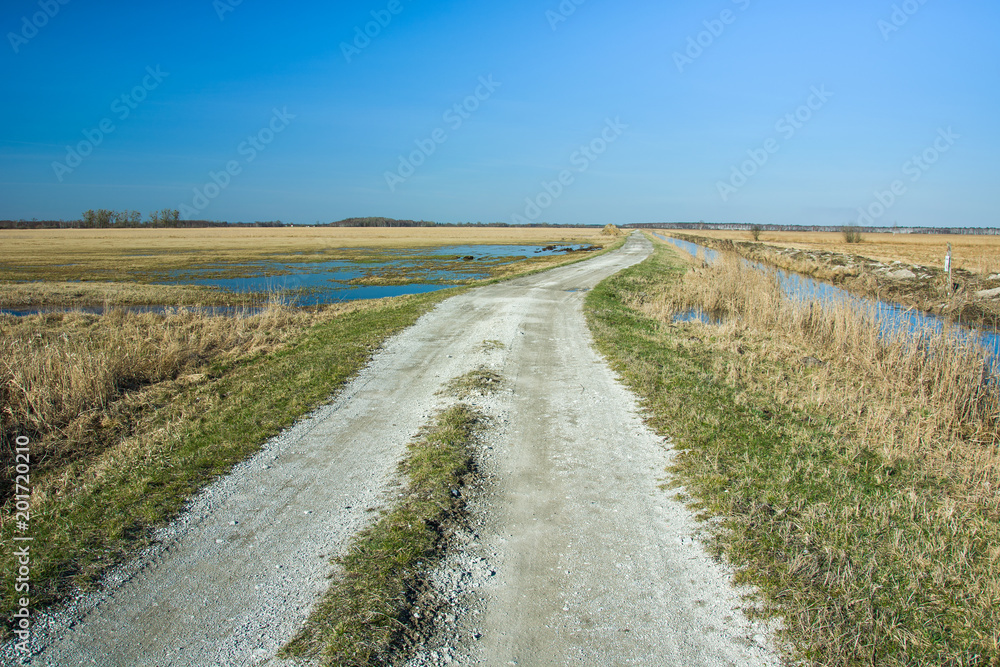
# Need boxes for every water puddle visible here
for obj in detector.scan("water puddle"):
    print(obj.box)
[672,309,723,324]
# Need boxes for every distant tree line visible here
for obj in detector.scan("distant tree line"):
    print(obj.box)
[79,208,180,228]
[0,213,288,229]
[325,217,437,227]
[628,222,1000,236]
[324,218,605,228]
[4,216,995,234]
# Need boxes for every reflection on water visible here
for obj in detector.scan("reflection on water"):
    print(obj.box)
[672,309,723,324]
[654,233,1000,360]
[658,236,720,264]
[2,243,595,316]
[157,243,594,306]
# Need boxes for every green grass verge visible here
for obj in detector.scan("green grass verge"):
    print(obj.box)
[282,402,482,666]
[1,289,458,628]
[584,239,1000,666]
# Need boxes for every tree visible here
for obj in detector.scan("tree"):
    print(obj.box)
[750,224,762,241]
[94,209,114,227]
[163,209,180,225]
[154,208,180,226]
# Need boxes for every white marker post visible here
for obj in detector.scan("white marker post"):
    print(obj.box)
[945,243,953,293]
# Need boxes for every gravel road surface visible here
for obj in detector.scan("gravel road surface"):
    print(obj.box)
[9,234,779,666]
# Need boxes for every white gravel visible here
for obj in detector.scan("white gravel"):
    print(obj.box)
[404,234,781,666]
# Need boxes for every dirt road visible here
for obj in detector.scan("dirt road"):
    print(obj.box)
[13,234,778,666]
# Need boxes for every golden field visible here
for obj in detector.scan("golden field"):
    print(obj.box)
[0,226,609,277]
[682,229,1000,276]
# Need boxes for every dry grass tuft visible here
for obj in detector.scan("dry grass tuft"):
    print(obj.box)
[445,367,502,398]
[842,225,864,244]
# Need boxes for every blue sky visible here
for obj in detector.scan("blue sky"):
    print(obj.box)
[1,0,997,226]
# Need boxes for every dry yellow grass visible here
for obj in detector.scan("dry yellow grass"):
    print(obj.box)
[0,288,459,625]
[0,281,231,308]
[684,229,1000,276]
[0,226,608,251]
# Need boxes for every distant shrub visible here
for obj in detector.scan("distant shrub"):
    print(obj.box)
[842,225,863,244]
[750,225,762,241]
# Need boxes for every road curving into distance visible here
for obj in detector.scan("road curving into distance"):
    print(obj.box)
[12,233,779,666]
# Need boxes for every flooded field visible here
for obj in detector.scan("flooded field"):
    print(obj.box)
[0,228,610,311]
[161,244,596,306]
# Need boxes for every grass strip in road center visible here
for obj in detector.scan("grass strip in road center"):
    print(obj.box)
[282,402,483,666]
[584,237,1000,666]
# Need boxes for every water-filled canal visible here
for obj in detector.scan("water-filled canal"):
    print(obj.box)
[654,233,1000,360]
